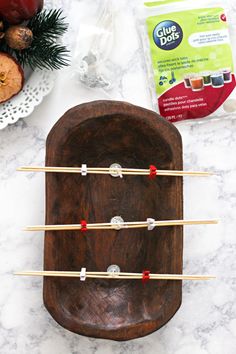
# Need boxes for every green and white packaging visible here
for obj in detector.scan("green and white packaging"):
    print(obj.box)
[139,0,236,122]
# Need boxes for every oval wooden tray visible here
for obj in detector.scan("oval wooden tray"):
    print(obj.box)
[43,100,183,341]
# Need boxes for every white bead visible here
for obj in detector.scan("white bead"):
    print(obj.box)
[81,164,87,176]
[80,267,86,281]
[147,218,156,231]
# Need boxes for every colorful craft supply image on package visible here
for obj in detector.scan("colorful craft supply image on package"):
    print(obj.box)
[211,72,225,88]
[190,76,204,92]
[183,73,194,88]
[222,68,232,82]
[139,0,236,122]
[201,72,212,86]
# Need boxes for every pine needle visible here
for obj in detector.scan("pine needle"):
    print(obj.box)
[28,9,68,40]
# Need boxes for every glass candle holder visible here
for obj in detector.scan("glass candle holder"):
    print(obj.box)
[201,72,212,86]
[183,74,194,88]
[221,68,232,83]
[190,76,204,91]
[211,73,224,88]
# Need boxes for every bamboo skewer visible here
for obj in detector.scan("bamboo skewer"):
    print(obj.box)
[17,166,213,177]
[17,166,217,282]
[15,271,215,281]
[25,219,218,232]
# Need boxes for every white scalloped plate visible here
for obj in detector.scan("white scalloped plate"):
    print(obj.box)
[0,68,55,129]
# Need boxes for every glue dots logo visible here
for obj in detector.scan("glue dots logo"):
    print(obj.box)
[153,20,183,50]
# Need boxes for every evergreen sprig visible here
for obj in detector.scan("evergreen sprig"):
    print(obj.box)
[15,39,69,70]
[28,9,68,40]
[0,9,70,70]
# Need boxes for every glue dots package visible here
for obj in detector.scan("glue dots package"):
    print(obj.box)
[138,0,236,123]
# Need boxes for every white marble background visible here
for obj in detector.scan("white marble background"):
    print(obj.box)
[0,0,236,353]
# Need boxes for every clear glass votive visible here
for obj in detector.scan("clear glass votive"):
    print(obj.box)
[190,76,204,91]
[183,73,194,88]
[211,72,224,88]
[201,71,212,86]
[221,68,232,83]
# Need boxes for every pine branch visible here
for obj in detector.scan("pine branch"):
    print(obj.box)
[15,39,69,70]
[28,9,68,40]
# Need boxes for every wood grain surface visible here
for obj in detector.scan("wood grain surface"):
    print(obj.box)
[43,100,183,340]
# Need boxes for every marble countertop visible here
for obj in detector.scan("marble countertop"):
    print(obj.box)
[1,0,236,353]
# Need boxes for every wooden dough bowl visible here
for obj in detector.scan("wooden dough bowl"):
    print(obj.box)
[43,100,183,341]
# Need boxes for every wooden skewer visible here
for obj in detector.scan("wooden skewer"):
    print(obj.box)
[25,219,218,232]
[17,166,213,177]
[15,271,215,281]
